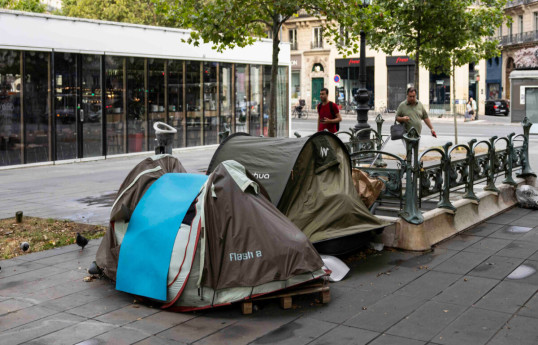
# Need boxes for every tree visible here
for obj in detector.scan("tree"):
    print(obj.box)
[0,0,45,12]
[154,0,371,137]
[341,0,507,97]
[61,0,175,27]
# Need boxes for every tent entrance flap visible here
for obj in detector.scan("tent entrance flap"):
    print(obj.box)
[115,173,208,301]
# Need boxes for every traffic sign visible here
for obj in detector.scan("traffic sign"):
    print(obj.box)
[334,75,340,83]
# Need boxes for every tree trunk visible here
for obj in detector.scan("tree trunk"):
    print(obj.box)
[452,60,458,145]
[268,16,281,137]
[414,46,420,97]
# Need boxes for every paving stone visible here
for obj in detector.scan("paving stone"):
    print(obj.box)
[511,215,538,228]
[0,298,35,315]
[504,260,538,286]
[0,305,58,332]
[436,235,482,251]
[518,229,538,244]
[368,334,426,345]
[39,283,118,311]
[125,310,197,335]
[344,294,426,333]
[432,276,499,306]
[250,317,337,345]
[157,316,237,344]
[22,277,106,304]
[433,307,511,345]
[394,271,461,300]
[308,325,378,345]
[465,222,504,237]
[78,326,149,345]
[386,301,467,342]
[432,251,490,275]
[67,292,133,318]
[486,212,528,225]
[0,312,85,345]
[474,281,536,314]
[343,265,429,294]
[0,260,49,278]
[495,240,538,259]
[488,315,538,345]
[468,255,524,279]
[390,248,458,271]
[95,304,160,326]
[133,336,178,345]
[518,292,538,319]
[26,319,115,345]
[463,237,512,254]
[528,251,538,261]
[488,226,534,240]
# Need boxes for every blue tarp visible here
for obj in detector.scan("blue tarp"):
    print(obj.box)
[115,173,208,301]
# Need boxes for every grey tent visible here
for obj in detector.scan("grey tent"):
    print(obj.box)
[96,155,326,311]
[207,132,389,255]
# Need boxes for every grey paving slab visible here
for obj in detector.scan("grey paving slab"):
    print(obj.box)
[385,301,467,342]
[468,255,525,280]
[66,291,133,318]
[339,264,428,293]
[518,228,538,243]
[474,281,537,314]
[133,336,177,345]
[463,237,513,254]
[344,294,427,333]
[38,283,118,311]
[156,315,237,344]
[25,319,115,345]
[0,260,49,278]
[124,310,196,336]
[432,276,499,306]
[0,312,86,345]
[529,251,538,261]
[435,235,482,251]
[504,260,538,286]
[486,211,529,225]
[511,214,538,228]
[368,334,426,345]
[394,271,461,300]
[389,248,458,271]
[495,240,538,259]
[433,307,511,345]
[519,292,538,319]
[94,304,160,326]
[432,251,490,275]
[78,326,150,345]
[0,298,35,315]
[308,325,379,345]
[488,315,538,345]
[0,305,58,332]
[250,317,337,345]
[488,225,534,240]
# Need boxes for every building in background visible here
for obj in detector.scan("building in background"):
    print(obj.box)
[0,10,290,167]
[282,12,486,115]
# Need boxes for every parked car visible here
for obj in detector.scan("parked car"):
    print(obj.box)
[485,99,509,116]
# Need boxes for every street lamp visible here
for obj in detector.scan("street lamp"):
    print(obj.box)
[354,0,371,139]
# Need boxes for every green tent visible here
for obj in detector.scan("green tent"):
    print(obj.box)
[208,132,389,255]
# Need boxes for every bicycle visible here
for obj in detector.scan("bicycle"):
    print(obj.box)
[292,105,308,119]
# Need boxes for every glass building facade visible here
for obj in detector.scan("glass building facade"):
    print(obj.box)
[0,49,289,166]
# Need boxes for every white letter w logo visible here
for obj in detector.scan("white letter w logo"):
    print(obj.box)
[320,147,329,158]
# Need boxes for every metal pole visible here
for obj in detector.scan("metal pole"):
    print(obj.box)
[354,30,371,139]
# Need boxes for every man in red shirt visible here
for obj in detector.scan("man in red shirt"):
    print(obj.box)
[317,88,342,133]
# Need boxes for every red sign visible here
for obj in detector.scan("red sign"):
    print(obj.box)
[348,59,361,65]
[395,57,409,64]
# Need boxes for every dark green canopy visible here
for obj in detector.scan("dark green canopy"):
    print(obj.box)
[208,132,389,253]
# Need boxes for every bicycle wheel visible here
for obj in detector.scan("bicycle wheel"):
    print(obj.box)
[302,110,308,119]
[292,108,297,118]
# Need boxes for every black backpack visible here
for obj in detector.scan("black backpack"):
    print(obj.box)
[317,101,339,131]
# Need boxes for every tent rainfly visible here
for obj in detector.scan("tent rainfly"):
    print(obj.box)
[96,155,326,311]
[207,132,390,255]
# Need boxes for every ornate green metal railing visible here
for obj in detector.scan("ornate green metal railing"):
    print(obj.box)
[348,116,536,225]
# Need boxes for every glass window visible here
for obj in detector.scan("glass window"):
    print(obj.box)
[535,12,538,32]
[291,71,301,100]
[81,54,102,158]
[126,57,146,153]
[219,63,232,137]
[519,15,523,34]
[235,64,248,133]
[203,61,218,145]
[0,50,21,166]
[277,66,289,137]
[263,65,271,136]
[24,51,50,164]
[289,29,298,50]
[250,65,261,136]
[148,58,165,151]
[54,52,77,160]
[105,56,125,155]
[185,60,202,147]
[313,27,323,48]
[167,59,184,148]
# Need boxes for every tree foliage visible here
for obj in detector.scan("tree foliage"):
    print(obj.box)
[0,0,46,12]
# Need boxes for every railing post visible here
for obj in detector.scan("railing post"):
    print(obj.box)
[484,136,500,193]
[517,116,536,178]
[503,133,517,186]
[400,129,423,225]
[374,114,387,167]
[464,139,479,201]
[438,142,456,211]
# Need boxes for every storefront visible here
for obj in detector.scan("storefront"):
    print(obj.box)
[486,56,502,100]
[429,72,450,115]
[291,55,301,105]
[0,11,290,167]
[335,57,375,108]
[386,56,415,111]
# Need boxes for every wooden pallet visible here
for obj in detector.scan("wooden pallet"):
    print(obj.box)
[241,279,330,315]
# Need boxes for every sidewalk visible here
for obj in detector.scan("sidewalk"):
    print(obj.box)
[1,207,537,344]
